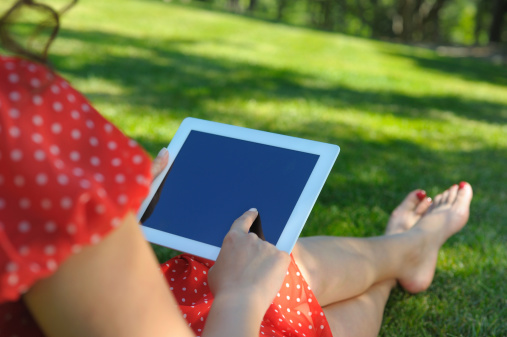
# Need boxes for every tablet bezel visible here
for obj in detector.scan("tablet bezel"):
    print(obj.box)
[137,117,339,260]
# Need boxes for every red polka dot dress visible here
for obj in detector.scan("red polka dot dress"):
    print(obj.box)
[0,56,333,337]
[0,56,152,335]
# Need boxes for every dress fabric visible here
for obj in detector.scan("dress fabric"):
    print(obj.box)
[0,56,333,337]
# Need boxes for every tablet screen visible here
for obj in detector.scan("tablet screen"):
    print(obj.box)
[142,130,319,247]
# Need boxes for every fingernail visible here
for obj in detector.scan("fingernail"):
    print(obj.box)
[416,190,426,200]
[459,181,467,189]
[248,208,258,212]
[158,148,168,156]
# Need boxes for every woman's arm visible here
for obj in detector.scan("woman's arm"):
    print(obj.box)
[23,210,290,337]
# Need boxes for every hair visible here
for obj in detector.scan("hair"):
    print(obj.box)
[0,0,77,64]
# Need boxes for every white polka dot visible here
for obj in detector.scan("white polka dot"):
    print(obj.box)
[32,115,43,126]
[44,245,56,255]
[67,94,76,102]
[111,218,121,227]
[80,179,91,189]
[5,62,15,70]
[70,151,80,161]
[91,234,101,244]
[50,145,60,155]
[286,283,290,287]
[118,194,128,205]
[111,158,121,166]
[97,188,107,198]
[61,81,69,88]
[19,246,30,256]
[28,64,37,72]
[9,126,20,138]
[132,155,143,164]
[45,221,57,232]
[308,298,313,303]
[73,167,84,176]
[128,139,137,147]
[90,156,100,166]
[296,272,300,276]
[19,198,30,209]
[297,311,301,315]
[89,137,99,146]
[94,173,105,182]
[51,85,60,94]
[296,298,301,302]
[309,325,313,329]
[61,197,72,209]
[71,129,81,139]
[33,95,43,105]
[8,73,19,83]
[0,199,5,209]
[14,175,25,186]
[71,110,80,119]
[115,174,125,184]
[57,174,68,185]
[53,102,63,112]
[321,325,325,329]
[67,224,77,234]
[18,221,31,233]
[30,78,41,87]
[51,123,62,134]
[7,274,18,285]
[86,120,94,129]
[182,298,186,302]
[55,159,64,169]
[6,262,18,273]
[47,260,58,271]
[82,103,90,112]
[9,108,20,118]
[108,141,117,150]
[104,123,113,133]
[0,175,3,186]
[296,284,301,289]
[32,133,43,143]
[9,91,20,101]
[95,204,105,214]
[41,198,52,210]
[11,149,22,161]
[30,263,40,273]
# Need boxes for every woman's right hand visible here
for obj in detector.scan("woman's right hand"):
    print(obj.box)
[208,209,291,313]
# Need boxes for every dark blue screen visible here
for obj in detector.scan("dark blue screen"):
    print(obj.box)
[143,131,319,247]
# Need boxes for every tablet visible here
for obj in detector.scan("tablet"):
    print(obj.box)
[137,117,339,261]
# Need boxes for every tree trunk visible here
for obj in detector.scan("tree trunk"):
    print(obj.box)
[489,0,507,43]
[247,0,258,12]
[276,0,288,20]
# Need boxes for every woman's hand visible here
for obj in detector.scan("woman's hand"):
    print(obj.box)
[208,209,291,313]
[151,148,169,179]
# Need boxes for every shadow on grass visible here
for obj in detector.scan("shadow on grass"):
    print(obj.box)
[52,28,507,125]
[50,27,507,231]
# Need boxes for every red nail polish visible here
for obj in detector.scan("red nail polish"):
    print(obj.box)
[459,181,467,189]
[416,190,426,200]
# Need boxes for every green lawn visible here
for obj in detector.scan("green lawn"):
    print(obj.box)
[19,0,507,335]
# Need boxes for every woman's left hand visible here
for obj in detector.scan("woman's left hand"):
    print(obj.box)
[151,148,169,179]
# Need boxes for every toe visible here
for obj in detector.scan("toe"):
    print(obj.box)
[447,184,459,204]
[414,197,432,215]
[398,189,426,211]
[433,193,443,206]
[454,182,473,210]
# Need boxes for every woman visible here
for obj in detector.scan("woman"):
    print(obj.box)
[0,1,473,336]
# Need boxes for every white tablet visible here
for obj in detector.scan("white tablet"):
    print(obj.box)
[137,117,339,261]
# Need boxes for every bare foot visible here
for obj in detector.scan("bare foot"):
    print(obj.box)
[398,182,473,294]
[385,189,432,235]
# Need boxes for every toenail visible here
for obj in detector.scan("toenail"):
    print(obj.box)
[459,181,467,189]
[416,190,426,200]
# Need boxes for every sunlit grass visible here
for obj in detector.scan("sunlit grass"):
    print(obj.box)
[5,0,504,335]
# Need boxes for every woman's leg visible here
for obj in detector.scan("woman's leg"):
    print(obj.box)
[292,183,473,306]
[317,190,432,337]
[322,279,396,337]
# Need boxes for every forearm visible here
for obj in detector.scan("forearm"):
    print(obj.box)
[202,291,266,337]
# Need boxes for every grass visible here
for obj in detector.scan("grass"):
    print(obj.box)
[7,0,507,335]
